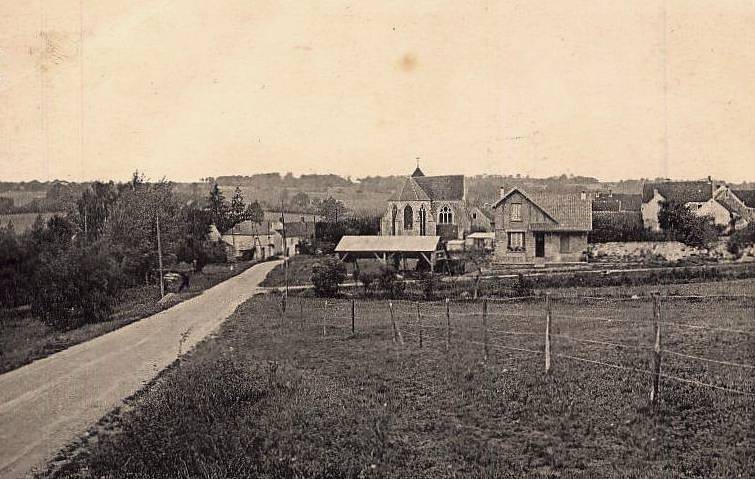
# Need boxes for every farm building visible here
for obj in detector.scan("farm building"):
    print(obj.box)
[492,187,592,264]
[335,235,443,272]
[221,220,307,260]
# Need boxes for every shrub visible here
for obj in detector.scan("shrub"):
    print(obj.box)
[311,257,346,297]
[419,272,439,300]
[727,224,755,257]
[589,212,663,243]
[513,273,534,297]
[658,201,719,247]
[377,266,405,299]
[356,271,378,297]
[31,241,125,330]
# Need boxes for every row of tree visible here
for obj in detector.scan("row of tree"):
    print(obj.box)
[0,173,227,329]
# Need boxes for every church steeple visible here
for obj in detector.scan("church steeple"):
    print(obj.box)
[411,157,425,177]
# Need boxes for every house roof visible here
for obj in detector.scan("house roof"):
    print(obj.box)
[732,189,755,208]
[276,221,310,238]
[641,181,713,204]
[335,235,441,253]
[225,220,278,236]
[493,187,592,231]
[593,193,642,212]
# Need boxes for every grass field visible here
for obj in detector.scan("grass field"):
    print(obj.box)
[41,284,755,478]
[0,261,256,375]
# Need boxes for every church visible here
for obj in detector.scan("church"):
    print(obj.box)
[380,166,490,241]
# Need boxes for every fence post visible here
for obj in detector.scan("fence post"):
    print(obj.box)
[389,301,397,343]
[416,302,422,348]
[351,299,356,335]
[483,298,489,362]
[299,297,304,330]
[545,293,552,374]
[445,298,451,351]
[322,299,328,337]
[650,293,663,405]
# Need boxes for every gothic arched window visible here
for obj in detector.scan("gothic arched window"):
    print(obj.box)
[403,205,413,230]
[439,205,453,224]
[419,204,427,235]
[391,205,398,235]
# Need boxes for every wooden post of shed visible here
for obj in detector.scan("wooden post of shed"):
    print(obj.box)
[650,293,663,405]
[545,293,552,374]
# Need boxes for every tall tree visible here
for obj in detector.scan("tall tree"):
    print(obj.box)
[229,187,246,226]
[245,200,264,224]
[207,184,231,232]
[317,196,347,223]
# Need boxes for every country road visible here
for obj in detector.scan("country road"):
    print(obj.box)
[0,260,282,478]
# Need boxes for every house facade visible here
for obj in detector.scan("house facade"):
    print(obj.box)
[380,167,483,241]
[492,188,591,264]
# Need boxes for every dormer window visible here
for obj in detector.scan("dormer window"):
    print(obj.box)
[511,203,522,221]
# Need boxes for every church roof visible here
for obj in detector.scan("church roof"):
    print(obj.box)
[411,166,425,177]
[390,172,465,202]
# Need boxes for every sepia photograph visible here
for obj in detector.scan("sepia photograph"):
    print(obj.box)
[0,1,753,478]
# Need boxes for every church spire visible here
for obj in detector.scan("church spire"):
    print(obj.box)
[411,157,425,177]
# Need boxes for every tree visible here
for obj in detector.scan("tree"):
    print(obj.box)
[317,196,347,223]
[208,183,232,233]
[658,201,719,247]
[311,258,346,297]
[229,187,246,226]
[77,181,119,242]
[104,180,183,285]
[244,200,264,224]
[290,191,311,212]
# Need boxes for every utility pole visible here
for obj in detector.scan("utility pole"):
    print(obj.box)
[281,198,288,309]
[156,214,165,298]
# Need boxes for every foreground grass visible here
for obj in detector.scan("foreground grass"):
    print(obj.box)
[41,288,755,478]
[0,261,255,374]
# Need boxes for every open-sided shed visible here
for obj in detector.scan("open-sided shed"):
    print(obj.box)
[335,235,443,272]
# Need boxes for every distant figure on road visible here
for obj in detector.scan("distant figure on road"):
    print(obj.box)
[177,272,190,293]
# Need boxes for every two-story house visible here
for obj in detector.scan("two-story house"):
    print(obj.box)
[492,187,592,264]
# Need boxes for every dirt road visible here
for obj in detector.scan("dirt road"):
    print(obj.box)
[0,260,282,478]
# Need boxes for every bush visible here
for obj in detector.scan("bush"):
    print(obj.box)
[728,224,755,257]
[377,266,405,299]
[658,201,719,247]
[419,272,439,300]
[311,257,346,297]
[356,270,378,297]
[513,273,534,297]
[31,242,125,330]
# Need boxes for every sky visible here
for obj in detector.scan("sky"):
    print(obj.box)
[1,1,754,183]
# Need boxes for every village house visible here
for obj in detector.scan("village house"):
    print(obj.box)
[380,166,489,241]
[641,178,754,232]
[491,187,592,264]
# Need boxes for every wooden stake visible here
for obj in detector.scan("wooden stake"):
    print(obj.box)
[651,294,663,405]
[445,298,451,351]
[389,301,397,343]
[299,297,304,330]
[545,293,552,374]
[416,302,422,348]
[351,299,356,335]
[482,298,489,362]
[322,300,328,336]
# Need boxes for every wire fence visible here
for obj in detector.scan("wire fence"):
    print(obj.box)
[268,292,755,402]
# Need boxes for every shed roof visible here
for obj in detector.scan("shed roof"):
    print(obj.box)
[335,235,441,253]
[225,220,279,236]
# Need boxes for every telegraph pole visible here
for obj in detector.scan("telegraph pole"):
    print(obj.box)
[156,214,165,298]
[281,198,288,309]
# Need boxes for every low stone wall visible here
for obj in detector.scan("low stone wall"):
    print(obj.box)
[588,240,751,263]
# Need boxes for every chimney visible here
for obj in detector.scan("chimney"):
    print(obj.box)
[499,186,506,200]
[580,190,587,201]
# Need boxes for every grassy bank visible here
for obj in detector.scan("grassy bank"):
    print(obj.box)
[41,286,755,478]
[0,261,255,375]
